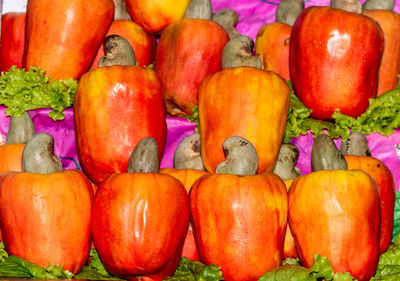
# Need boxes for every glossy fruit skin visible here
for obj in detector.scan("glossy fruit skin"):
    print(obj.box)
[288,170,381,281]
[159,168,210,193]
[155,18,229,116]
[0,12,25,72]
[199,67,290,174]
[0,143,24,173]
[159,168,210,261]
[0,170,93,274]
[363,10,400,96]
[125,0,190,34]
[23,0,114,80]
[289,6,384,120]
[282,179,298,259]
[0,142,26,243]
[74,65,167,185]
[92,172,190,281]
[190,173,288,281]
[90,20,156,69]
[256,22,291,81]
[345,155,396,254]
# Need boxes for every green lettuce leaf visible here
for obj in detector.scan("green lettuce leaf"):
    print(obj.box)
[0,66,76,120]
[373,232,400,280]
[0,242,7,263]
[0,259,32,278]
[284,84,400,141]
[164,258,223,281]
[75,248,123,280]
[75,266,123,280]
[393,191,400,242]
[332,88,400,138]
[0,255,73,279]
[257,255,355,281]
[284,93,330,142]
[368,231,400,280]
[0,247,121,280]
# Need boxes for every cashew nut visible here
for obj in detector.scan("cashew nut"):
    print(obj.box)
[98,34,136,67]
[340,131,371,156]
[215,136,258,176]
[273,143,301,180]
[22,133,63,174]
[311,134,347,171]
[212,9,241,39]
[221,35,262,69]
[128,137,159,173]
[184,0,212,20]
[276,0,305,26]
[173,133,205,170]
[6,112,36,144]
[331,0,362,14]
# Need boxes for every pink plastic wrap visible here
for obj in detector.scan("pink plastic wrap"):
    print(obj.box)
[0,0,399,189]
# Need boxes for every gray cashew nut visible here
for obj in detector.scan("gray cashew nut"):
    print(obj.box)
[276,0,305,26]
[311,134,348,171]
[98,34,136,67]
[221,35,262,69]
[113,0,132,20]
[363,0,395,10]
[22,133,63,174]
[340,131,371,156]
[215,136,258,176]
[331,0,362,14]
[273,143,301,180]
[173,133,205,170]
[128,138,159,173]
[212,9,241,39]
[6,112,36,144]
[184,0,212,20]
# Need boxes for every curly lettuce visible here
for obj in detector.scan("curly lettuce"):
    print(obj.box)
[74,249,122,280]
[0,66,76,120]
[165,257,223,281]
[257,255,354,281]
[0,242,73,280]
[372,232,400,280]
[284,78,400,141]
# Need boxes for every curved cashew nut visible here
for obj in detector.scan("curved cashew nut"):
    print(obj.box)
[276,0,305,26]
[22,133,63,174]
[6,112,36,144]
[212,9,241,39]
[128,137,159,173]
[311,134,347,171]
[98,34,136,67]
[215,136,258,176]
[184,0,212,20]
[173,133,205,170]
[273,143,301,180]
[221,35,262,69]
[340,131,371,156]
